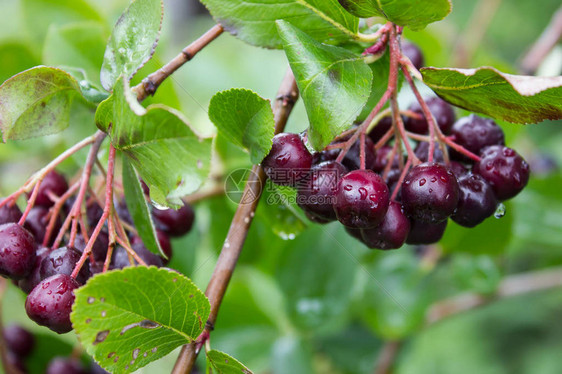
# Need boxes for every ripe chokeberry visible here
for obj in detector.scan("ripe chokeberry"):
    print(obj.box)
[406,219,448,245]
[333,169,390,228]
[46,357,89,374]
[0,199,22,225]
[373,145,399,173]
[25,274,80,334]
[3,325,35,357]
[473,145,530,200]
[402,42,424,70]
[452,174,498,227]
[262,133,313,187]
[341,136,376,171]
[75,231,109,262]
[414,142,444,163]
[0,223,36,280]
[361,202,410,250]
[111,243,163,269]
[40,246,90,285]
[18,246,49,294]
[33,171,68,207]
[368,116,392,143]
[152,202,195,237]
[450,114,505,160]
[24,206,61,245]
[405,97,455,135]
[297,161,348,221]
[402,162,459,223]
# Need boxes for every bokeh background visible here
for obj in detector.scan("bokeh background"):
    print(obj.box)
[0,0,561,372]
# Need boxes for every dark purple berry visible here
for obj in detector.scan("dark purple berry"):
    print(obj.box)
[0,199,22,225]
[40,246,90,285]
[46,357,88,374]
[402,42,424,70]
[152,202,194,237]
[406,219,448,245]
[448,161,468,178]
[0,223,36,280]
[156,230,172,262]
[402,163,459,223]
[450,115,504,160]
[111,243,163,269]
[85,199,104,228]
[368,116,393,143]
[115,198,132,225]
[405,97,455,135]
[373,145,399,173]
[361,202,410,250]
[452,174,498,227]
[333,170,390,228]
[25,274,80,334]
[341,136,376,171]
[33,171,68,207]
[304,211,331,224]
[473,145,530,200]
[18,246,49,294]
[3,325,35,357]
[297,161,348,221]
[345,226,364,242]
[312,148,339,165]
[6,350,27,373]
[89,261,104,275]
[74,231,109,263]
[262,133,313,187]
[24,206,61,245]
[414,142,444,163]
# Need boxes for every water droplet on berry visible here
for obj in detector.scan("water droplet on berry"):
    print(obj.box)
[419,178,426,186]
[494,203,506,219]
[358,187,368,200]
[344,184,352,191]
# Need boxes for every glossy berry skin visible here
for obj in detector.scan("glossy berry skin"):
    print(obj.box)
[361,202,410,250]
[24,206,61,245]
[152,202,194,237]
[368,116,392,143]
[111,243,163,269]
[405,97,456,135]
[406,219,448,245]
[40,246,90,285]
[414,142,444,163]
[6,351,26,373]
[345,226,364,242]
[0,199,22,225]
[402,42,424,70]
[473,145,530,200]
[450,114,504,159]
[452,174,498,227]
[131,231,172,263]
[297,161,348,221]
[46,357,88,374]
[262,133,313,187]
[449,161,468,179]
[304,211,331,224]
[3,325,35,357]
[333,170,390,228]
[0,223,36,280]
[33,171,68,207]
[402,163,460,223]
[18,246,49,294]
[373,145,399,173]
[25,274,80,334]
[75,231,109,263]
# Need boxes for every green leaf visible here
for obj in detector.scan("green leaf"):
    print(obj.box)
[22,0,103,44]
[259,185,308,240]
[0,66,83,142]
[338,0,452,30]
[200,0,359,49]
[207,350,254,374]
[43,21,107,87]
[100,0,163,91]
[277,21,372,150]
[96,77,212,207]
[421,67,562,124]
[208,89,275,164]
[71,267,210,373]
[122,157,164,258]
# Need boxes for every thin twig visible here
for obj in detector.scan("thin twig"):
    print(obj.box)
[171,68,299,374]
[520,6,562,75]
[133,24,224,101]
[374,341,401,374]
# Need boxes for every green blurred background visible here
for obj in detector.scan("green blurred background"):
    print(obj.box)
[1,0,562,372]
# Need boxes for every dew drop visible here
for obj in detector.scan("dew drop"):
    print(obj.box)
[494,203,506,219]
[358,187,368,200]
[344,184,353,191]
[419,178,426,186]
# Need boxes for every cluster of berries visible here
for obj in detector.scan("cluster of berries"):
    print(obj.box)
[2,324,107,373]
[0,171,194,334]
[262,98,529,250]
